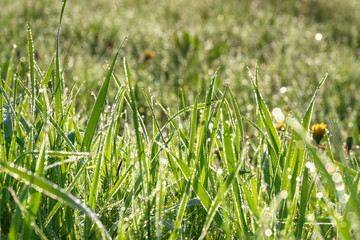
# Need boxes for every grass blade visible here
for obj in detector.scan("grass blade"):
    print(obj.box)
[199,160,243,239]
[81,37,127,152]
[302,73,328,130]
[1,160,111,239]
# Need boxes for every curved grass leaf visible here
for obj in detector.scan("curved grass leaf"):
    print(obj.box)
[302,73,328,130]
[81,37,127,152]
[250,66,280,155]
[0,160,111,239]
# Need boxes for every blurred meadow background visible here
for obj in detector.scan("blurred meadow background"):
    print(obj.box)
[2,0,360,126]
[1,0,360,239]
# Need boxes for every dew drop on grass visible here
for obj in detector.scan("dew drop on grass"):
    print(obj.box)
[280,190,288,199]
[335,182,345,191]
[316,192,323,199]
[265,228,272,236]
[332,173,342,183]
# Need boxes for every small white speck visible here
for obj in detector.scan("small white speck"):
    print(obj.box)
[315,33,323,41]
[280,87,287,94]
[265,228,272,236]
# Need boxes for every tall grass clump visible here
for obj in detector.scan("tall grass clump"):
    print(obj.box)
[1,1,360,239]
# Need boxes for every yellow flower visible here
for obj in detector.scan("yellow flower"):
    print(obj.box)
[311,123,327,144]
[143,49,155,61]
[275,122,286,131]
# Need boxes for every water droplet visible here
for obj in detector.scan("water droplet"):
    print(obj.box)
[315,33,323,41]
[280,190,288,199]
[335,182,345,191]
[316,192,323,199]
[265,228,272,236]
[332,173,342,183]
[280,87,287,94]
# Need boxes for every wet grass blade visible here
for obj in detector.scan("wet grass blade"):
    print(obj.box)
[54,0,67,119]
[199,160,243,239]
[27,23,36,121]
[250,66,280,155]
[229,88,245,147]
[1,160,111,239]
[23,140,47,240]
[302,73,328,130]
[0,69,5,160]
[81,37,127,152]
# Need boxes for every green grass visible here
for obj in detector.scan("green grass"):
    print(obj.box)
[1,0,360,239]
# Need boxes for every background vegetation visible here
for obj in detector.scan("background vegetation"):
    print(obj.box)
[0,0,359,239]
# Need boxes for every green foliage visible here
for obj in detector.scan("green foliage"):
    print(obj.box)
[0,0,360,239]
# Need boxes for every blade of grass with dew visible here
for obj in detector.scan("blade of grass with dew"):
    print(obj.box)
[295,166,310,239]
[81,37,127,152]
[8,186,29,240]
[302,73,328,130]
[250,65,280,155]
[199,159,243,239]
[143,90,162,184]
[4,45,16,95]
[280,134,295,193]
[23,139,47,240]
[238,176,260,219]
[27,24,36,120]
[196,69,218,185]
[229,88,245,150]
[0,69,5,161]
[85,136,107,236]
[124,56,151,238]
[222,103,236,170]
[0,160,111,239]
[26,24,36,174]
[155,159,165,238]
[111,85,127,184]
[169,169,194,240]
[54,0,68,119]
[186,94,198,166]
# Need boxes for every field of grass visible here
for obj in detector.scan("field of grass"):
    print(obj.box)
[1,0,360,239]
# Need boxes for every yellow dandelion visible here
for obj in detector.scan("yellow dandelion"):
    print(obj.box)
[143,49,155,61]
[275,122,286,131]
[311,123,327,144]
